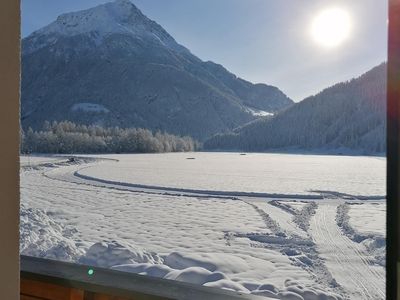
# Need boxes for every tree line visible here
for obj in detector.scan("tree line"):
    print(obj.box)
[21,121,199,154]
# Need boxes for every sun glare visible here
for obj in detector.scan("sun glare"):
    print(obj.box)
[311,8,352,48]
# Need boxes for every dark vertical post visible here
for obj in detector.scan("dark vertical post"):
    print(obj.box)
[387,0,400,299]
[0,0,20,299]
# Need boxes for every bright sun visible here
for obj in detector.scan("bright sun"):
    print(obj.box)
[311,8,352,48]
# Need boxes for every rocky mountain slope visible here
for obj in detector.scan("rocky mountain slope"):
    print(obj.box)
[21,0,292,140]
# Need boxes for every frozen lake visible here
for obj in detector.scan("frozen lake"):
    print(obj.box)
[20,152,386,300]
[79,152,386,197]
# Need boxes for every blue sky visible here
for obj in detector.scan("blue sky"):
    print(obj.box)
[21,0,388,102]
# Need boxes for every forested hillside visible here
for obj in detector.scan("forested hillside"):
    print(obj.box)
[205,63,386,154]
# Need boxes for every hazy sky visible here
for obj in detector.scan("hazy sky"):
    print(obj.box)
[21,0,388,102]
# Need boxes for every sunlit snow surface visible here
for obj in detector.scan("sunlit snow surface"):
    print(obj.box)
[77,153,386,197]
[348,203,386,236]
[20,153,386,300]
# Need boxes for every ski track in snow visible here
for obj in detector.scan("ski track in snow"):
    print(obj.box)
[265,201,312,238]
[243,200,347,297]
[310,203,385,300]
[20,155,386,300]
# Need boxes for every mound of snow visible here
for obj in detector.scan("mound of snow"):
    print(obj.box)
[79,240,163,268]
[112,263,173,278]
[105,244,342,299]
[361,237,386,266]
[20,204,84,261]
[164,252,255,275]
[165,267,227,286]
[204,279,250,293]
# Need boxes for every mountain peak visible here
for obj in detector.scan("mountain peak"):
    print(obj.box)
[114,0,135,6]
[44,0,146,36]
[24,0,187,55]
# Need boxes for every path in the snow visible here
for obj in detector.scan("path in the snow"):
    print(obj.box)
[309,203,385,300]
[242,200,346,297]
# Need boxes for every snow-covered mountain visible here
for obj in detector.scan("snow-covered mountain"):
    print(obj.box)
[21,0,293,140]
[204,63,387,154]
[23,0,188,55]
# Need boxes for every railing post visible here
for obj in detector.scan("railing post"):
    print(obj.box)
[387,0,400,299]
[0,0,20,298]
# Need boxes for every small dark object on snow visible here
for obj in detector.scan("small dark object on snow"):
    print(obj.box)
[186,157,196,160]
[68,157,76,163]
[240,153,247,156]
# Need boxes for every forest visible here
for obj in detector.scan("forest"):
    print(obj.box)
[204,64,386,154]
[21,121,198,154]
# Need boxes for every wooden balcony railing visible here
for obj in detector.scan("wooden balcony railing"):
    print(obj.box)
[20,255,265,300]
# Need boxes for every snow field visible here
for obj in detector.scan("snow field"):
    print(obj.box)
[20,154,386,299]
[77,153,386,197]
[21,163,318,298]
[348,203,386,237]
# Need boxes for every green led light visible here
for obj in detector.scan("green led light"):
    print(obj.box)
[88,268,94,276]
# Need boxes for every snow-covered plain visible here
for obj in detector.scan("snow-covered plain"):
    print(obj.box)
[20,153,386,300]
[77,153,386,197]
